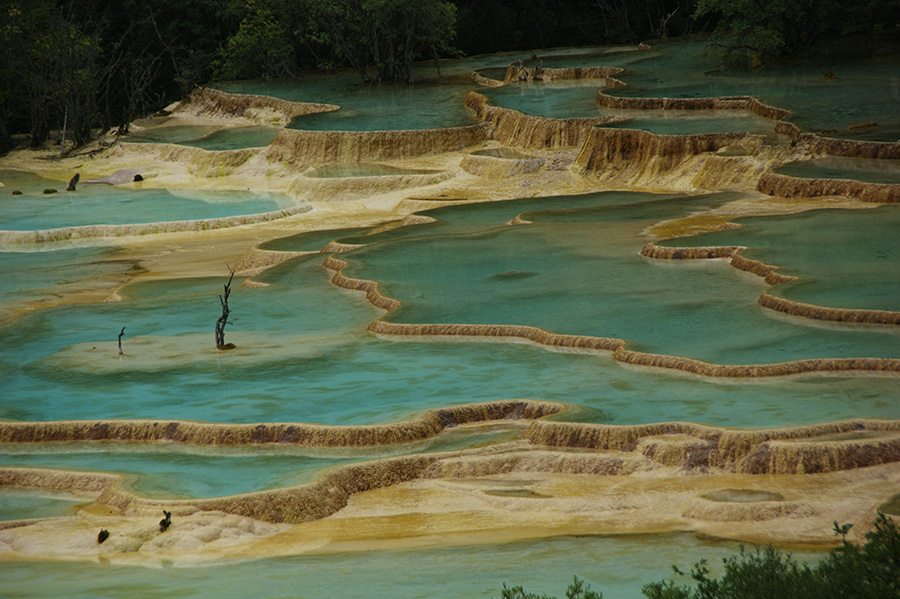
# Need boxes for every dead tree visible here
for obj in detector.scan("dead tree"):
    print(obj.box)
[117,326,126,355]
[215,267,236,350]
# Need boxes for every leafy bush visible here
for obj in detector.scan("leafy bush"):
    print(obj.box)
[498,514,900,599]
[642,512,900,599]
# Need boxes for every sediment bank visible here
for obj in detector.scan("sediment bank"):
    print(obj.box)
[0,400,563,447]
[3,415,899,528]
[180,88,340,126]
[0,205,311,244]
[757,171,900,203]
[264,124,491,169]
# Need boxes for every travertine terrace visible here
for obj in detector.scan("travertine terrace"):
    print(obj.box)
[1,42,898,567]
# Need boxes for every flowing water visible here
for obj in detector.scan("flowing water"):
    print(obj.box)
[1,38,898,598]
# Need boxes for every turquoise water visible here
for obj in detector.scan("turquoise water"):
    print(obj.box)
[215,38,900,140]
[0,245,123,322]
[346,193,900,365]
[2,195,898,432]
[774,157,900,185]
[0,488,85,521]
[0,428,518,500]
[484,83,783,140]
[259,226,374,251]
[1,38,897,598]
[126,125,279,150]
[607,40,900,141]
[0,170,297,230]
[0,533,819,599]
[226,76,481,132]
[218,46,641,132]
[660,206,900,312]
[484,82,609,119]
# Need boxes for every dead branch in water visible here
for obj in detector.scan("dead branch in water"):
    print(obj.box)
[215,266,236,350]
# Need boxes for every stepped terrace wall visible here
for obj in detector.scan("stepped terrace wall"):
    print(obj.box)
[525,419,900,475]
[0,400,563,447]
[289,169,453,202]
[805,134,900,161]
[264,124,491,169]
[574,126,762,186]
[757,171,900,203]
[0,205,311,244]
[4,416,900,526]
[323,255,900,377]
[504,65,624,84]
[464,92,622,149]
[641,242,900,325]
[180,88,339,126]
[595,87,791,121]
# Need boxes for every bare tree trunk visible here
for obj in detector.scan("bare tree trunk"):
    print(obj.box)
[215,268,236,350]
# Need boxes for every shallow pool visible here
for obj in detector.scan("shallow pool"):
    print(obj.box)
[0,533,819,599]
[0,170,298,231]
[660,205,900,312]
[774,156,900,185]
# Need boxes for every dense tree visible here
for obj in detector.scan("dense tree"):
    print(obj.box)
[0,0,242,151]
[212,0,296,80]
[695,0,900,63]
[1,0,897,152]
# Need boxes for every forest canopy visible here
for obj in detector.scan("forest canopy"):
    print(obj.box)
[1,0,898,154]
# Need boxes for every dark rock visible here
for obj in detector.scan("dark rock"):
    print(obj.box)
[159,509,172,532]
[43,188,58,194]
[133,174,143,182]
[98,529,110,544]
